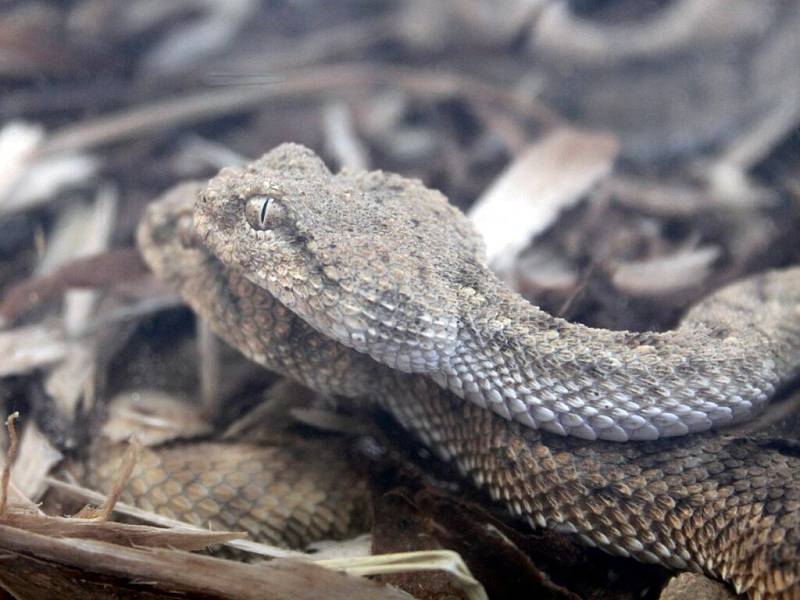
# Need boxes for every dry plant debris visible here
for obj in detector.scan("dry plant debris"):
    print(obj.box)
[0,1,799,599]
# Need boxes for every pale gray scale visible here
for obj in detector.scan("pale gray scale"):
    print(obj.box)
[443,274,800,441]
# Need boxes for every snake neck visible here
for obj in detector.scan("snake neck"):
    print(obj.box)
[439,271,789,442]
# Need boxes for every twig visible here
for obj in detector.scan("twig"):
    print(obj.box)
[76,437,142,522]
[556,261,596,318]
[0,248,148,325]
[39,64,558,156]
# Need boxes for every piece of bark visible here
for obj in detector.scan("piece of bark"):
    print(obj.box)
[10,423,62,502]
[0,248,148,325]
[611,246,720,297]
[0,519,411,600]
[0,508,243,551]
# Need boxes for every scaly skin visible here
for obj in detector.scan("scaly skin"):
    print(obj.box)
[193,144,800,442]
[134,176,800,598]
[83,437,370,550]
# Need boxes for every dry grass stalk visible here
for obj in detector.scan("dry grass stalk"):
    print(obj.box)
[0,412,20,516]
[75,437,142,522]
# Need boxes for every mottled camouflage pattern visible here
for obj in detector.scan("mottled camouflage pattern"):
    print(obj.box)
[132,156,800,597]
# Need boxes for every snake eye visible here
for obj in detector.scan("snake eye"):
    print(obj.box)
[246,195,283,231]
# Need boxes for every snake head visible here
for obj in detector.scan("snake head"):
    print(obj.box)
[193,143,487,373]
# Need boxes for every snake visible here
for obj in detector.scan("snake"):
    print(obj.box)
[125,145,800,598]
[193,144,800,443]
[82,436,371,552]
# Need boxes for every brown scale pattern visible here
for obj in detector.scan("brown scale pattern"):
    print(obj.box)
[133,178,800,598]
[381,375,800,598]
[84,439,370,550]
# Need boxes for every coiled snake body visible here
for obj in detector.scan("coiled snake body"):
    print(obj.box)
[133,146,800,598]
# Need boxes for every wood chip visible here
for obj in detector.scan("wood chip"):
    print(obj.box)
[323,102,369,171]
[606,175,769,217]
[469,128,618,271]
[0,153,97,216]
[0,323,67,376]
[611,246,721,297]
[0,121,43,208]
[198,319,222,413]
[515,249,578,294]
[101,389,213,446]
[10,422,62,502]
[0,508,412,600]
[139,0,258,75]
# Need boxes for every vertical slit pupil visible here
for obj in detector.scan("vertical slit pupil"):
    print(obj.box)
[260,198,272,225]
